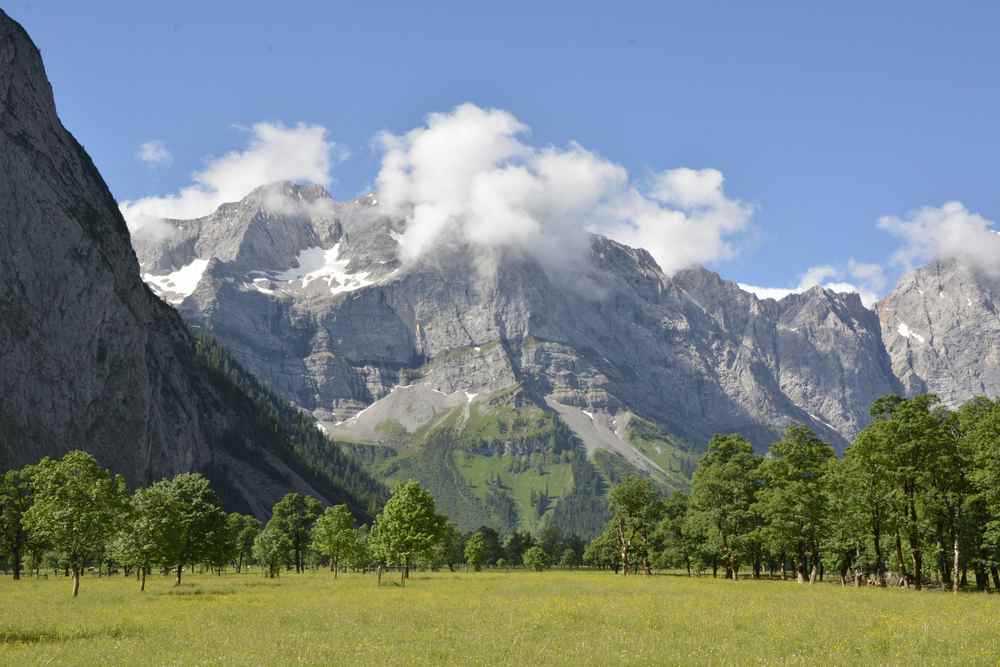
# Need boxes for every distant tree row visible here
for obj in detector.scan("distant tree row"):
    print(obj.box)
[0,453,588,596]
[585,394,1000,592]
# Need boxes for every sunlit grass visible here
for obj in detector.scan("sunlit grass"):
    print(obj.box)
[2,570,999,665]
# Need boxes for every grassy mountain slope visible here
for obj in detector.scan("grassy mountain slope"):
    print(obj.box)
[336,387,700,537]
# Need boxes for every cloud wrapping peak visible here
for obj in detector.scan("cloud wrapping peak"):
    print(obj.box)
[136,140,172,166]
[121,122,338,239]
[878,201,1000,275]
[739,259,885,308]
[376,103,753,274]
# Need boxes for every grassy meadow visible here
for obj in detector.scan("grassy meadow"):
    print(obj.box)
[2,570,999,665]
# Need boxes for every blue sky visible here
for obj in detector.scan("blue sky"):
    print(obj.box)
[9,1,1000,298]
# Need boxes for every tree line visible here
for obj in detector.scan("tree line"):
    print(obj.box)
[5,392,1000,596]
[0,453,588,596]
[584,394,1000,592]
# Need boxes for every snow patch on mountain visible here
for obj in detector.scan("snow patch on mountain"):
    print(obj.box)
[275,243,374,295]
[896,321,926,344]
[143,259,209,304]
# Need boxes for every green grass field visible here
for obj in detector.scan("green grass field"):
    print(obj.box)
[2,570,999,665]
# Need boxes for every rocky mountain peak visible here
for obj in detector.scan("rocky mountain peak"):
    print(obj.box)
[877,259,1000,405]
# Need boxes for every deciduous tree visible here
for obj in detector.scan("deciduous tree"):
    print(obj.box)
[310,504,355,577]
[370,481,443,585]
[270,493,323,574]
[464,532,488,571]
[0,466,33,580]
[23,451,126,596]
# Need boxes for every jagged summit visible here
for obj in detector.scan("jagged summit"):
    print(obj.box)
[877,259,1000,405]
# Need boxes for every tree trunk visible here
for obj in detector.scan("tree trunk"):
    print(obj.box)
[71,566,80,598]
[975,565,986,591]
[894,530,908,585]
[872,520,885,586]
[991,566,1000,592]
[12,545,21,581]
[952,530,960,594]
[175,564,183,586]
[140,568,146,592]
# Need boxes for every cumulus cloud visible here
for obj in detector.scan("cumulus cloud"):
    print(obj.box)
[878,201,1000,275]
[739,259,885,308]
[136,140,172,166]
[121,122,340,239]
[376,103,753,275]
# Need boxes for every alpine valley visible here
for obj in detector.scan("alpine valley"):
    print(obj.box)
[6,7,1000,539]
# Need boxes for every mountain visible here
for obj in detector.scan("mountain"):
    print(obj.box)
[877,259,1000,407]
[0,11,385,519]
[132,179,904,534]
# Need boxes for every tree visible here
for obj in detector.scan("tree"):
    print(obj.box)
[310,505,355,577]
[139,473,228,586]
[345,525,371,572]
[523,546,548,571]
[270,493,323,574]
[112,484,176,591]
[231,514,260,574]
[370,481,444,585]
[433,522,463,572]
[654,491,695,575]
[559,547,580,568]
[584,527,621,572]
[871,395,951,590]
[253,523,292,578]
[841,418,896,586]
[206,512,241,575]
[608,476,662,575]
[504,530,534,566]
[0,466,33,580]
[821,455,869,586]
[464,532,488,571]
[687,434,761,580]
[537,525,565,562]
[22,452,126,596]
[756,425,835,583]
[473,525,504,565]
[965,399,1000,590]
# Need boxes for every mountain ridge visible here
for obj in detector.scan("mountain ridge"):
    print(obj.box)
[127,180,938,535]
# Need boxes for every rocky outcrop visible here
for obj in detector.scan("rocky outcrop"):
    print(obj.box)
[0,11,383,518]
[877,259,1000,407]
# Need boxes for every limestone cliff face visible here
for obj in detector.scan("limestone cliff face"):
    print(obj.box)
[136,179,902,453]
[0,11,382,518]
[877,259,1000,408]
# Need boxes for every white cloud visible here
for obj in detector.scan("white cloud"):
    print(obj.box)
[136,140,172,166]
[376,103,753,275]
[739,259,884,308]
[121,122,340,239]
[878,201,1000,275]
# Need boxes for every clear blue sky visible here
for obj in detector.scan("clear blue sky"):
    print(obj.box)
[8,0,999,292]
